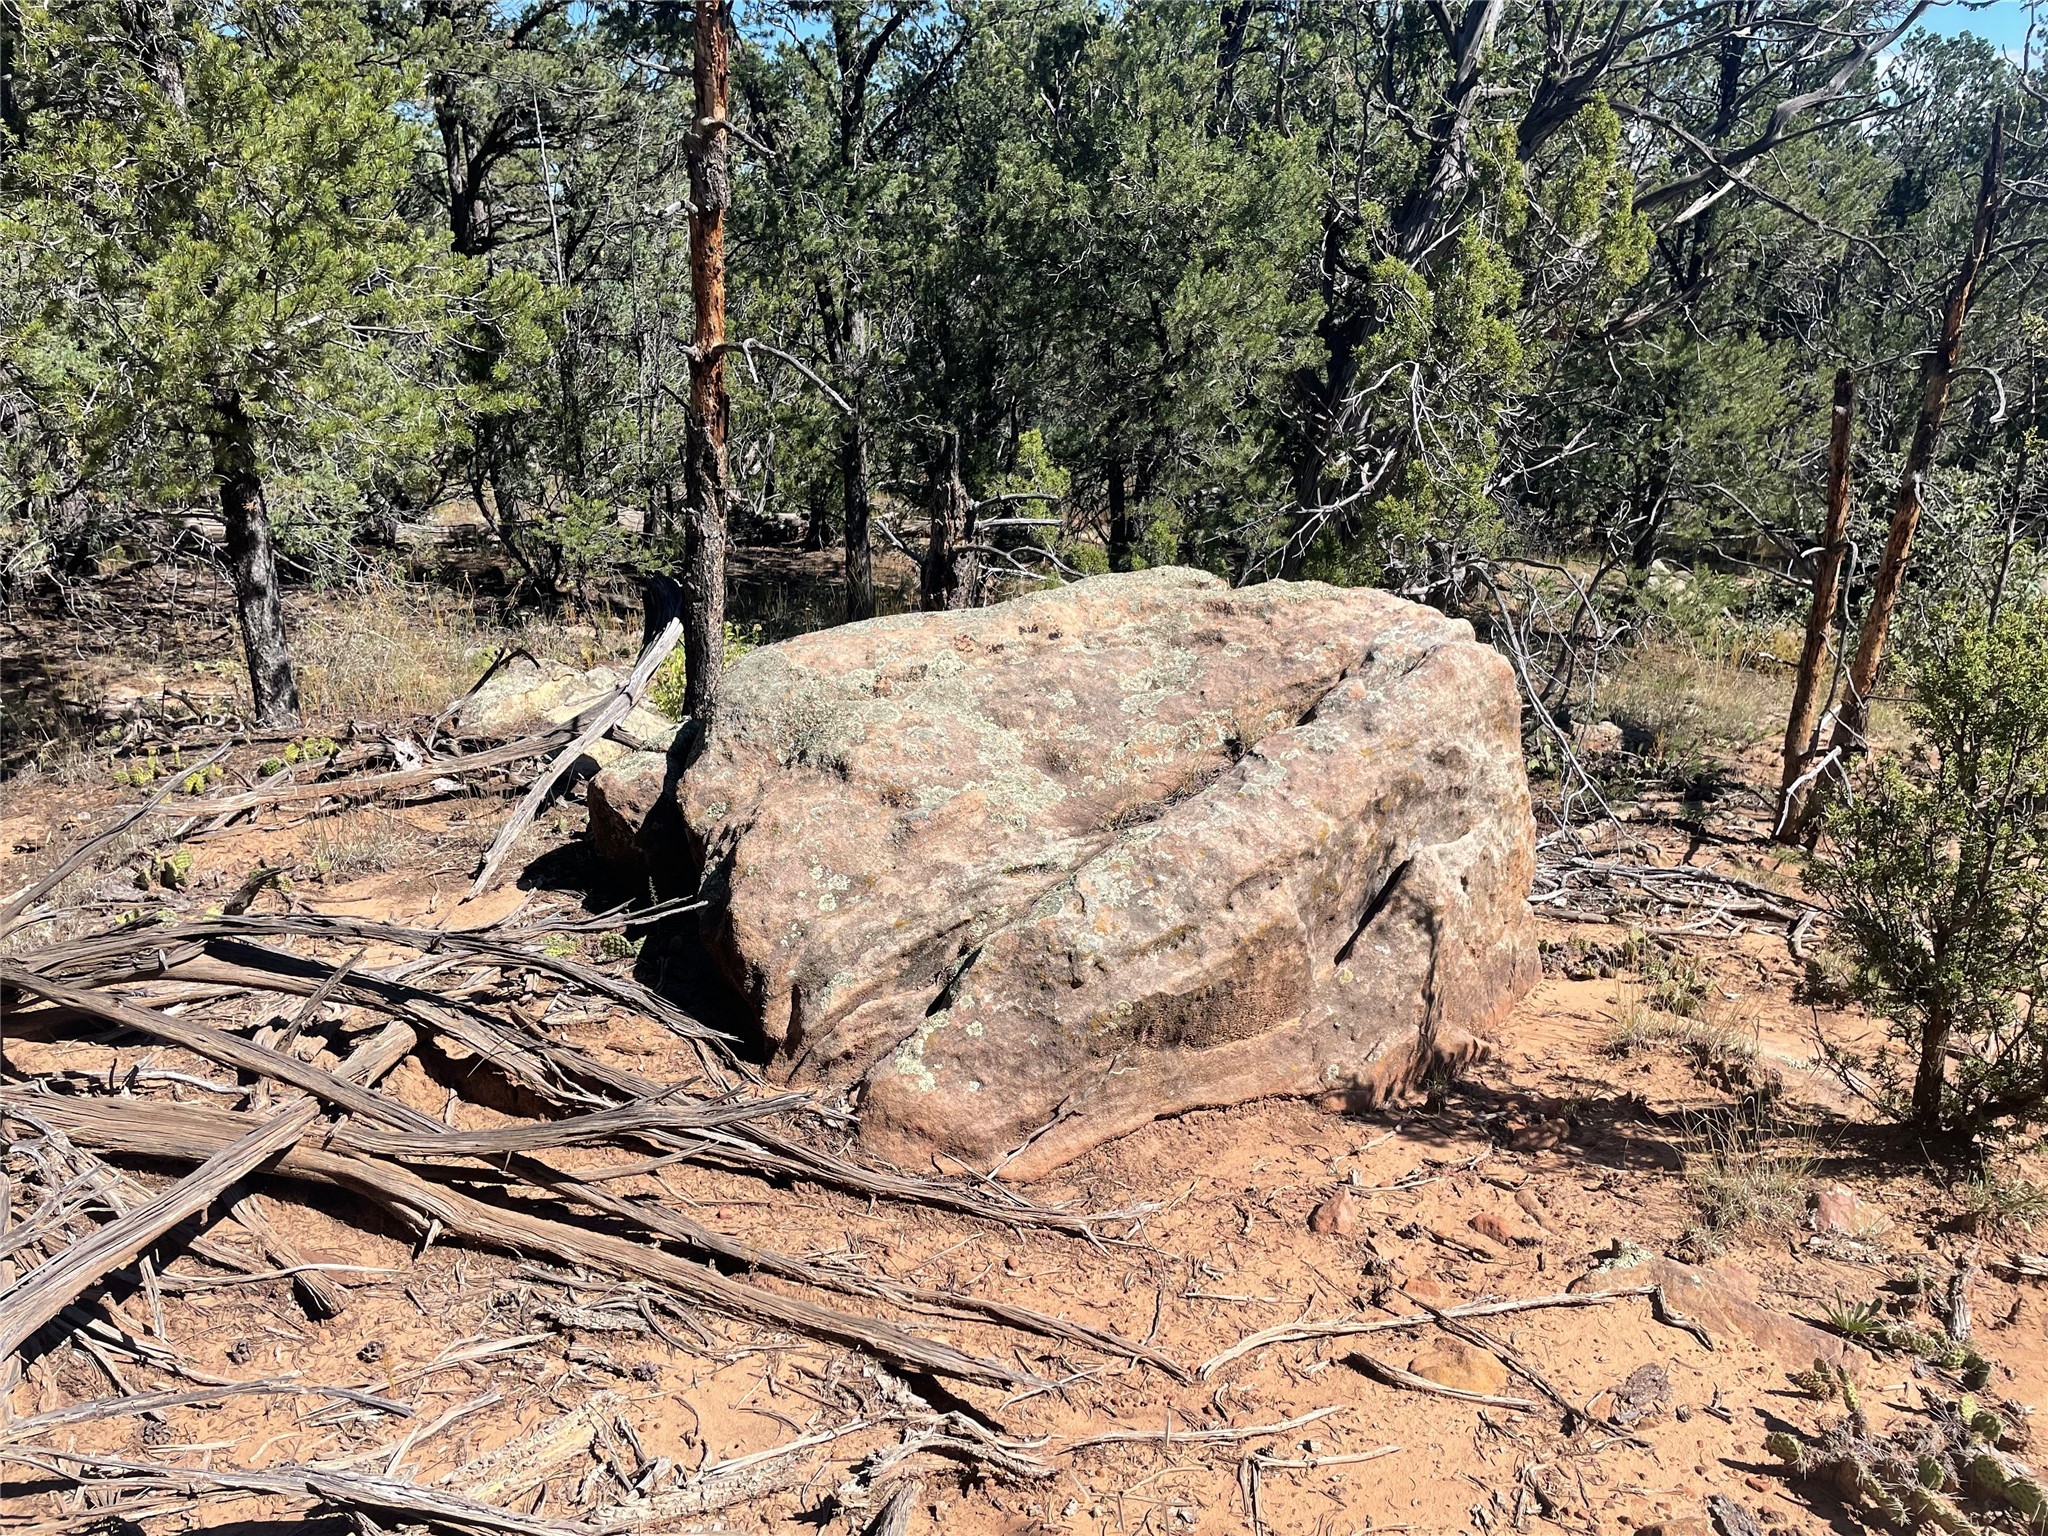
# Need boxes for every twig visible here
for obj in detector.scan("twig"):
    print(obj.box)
[1347,1351,1540,1411]
[1200,1290,1638,1378]
[1247,1444,1403,1470]
[0,1380,412,1443]
[0,745,231,934]
[1064,1405,1348,1450]
[6,1446,600,1536]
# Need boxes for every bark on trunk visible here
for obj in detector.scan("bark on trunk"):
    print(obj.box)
[1629,447,1672,571]
[1776,368,1856,841]
[841,419,874,622]
[920,432,975,612]
[1827,109,2003,760]
[1106,452,1131,573]
[209,393,299,729]
[681,0,733,722]
[1913,1005,1953,1129]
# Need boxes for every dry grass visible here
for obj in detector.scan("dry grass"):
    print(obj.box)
[292,584,641,723]
[1684,1114,1813,1247]
[1598,640,1784,765]
[1603,984,1767,1097]
[303,806,434,881]
[1958,1171,2048,1237]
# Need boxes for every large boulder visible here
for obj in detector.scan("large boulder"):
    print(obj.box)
[666,568,1538,1177]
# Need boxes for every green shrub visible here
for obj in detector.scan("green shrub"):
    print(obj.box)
[1812,598,2048,1136]
[649,621,765,719]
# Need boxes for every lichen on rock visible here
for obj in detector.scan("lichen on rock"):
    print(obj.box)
[644,568,1540,1177]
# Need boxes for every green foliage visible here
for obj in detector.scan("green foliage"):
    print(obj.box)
[1958,1171,2048,1236]
[649,622,766,720]
[1814,599,2048,1136]
[1683,1111,1811,1243]
[3,0,479,508]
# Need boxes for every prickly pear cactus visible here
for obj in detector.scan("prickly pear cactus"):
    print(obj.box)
[1767,1378,2045,1535]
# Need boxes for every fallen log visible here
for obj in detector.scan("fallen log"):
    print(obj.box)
[175,730,573,821]
[5,1087,1173,1379]
[64,940,1107,1237]
[3,1090,1028,1387]
[0,1097,320,1358]
[0,964,446,1133]
[18,911,731,1050]
[0,1381,412,1444]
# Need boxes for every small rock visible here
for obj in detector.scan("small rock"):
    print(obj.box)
[1407,1337,1509,1395]
[1572,1249,1870,1375]
[1310,1190,1364,1235]
[1433,1222,1502,1262]
[1405,1275,1452,1306]
[1811,1184,1888,1238]
[1471,1210,1540,1248]
[1576,720,1624,757]
[1507,1117,1569,1152]
[1636,1519,1712,1536]
[1723,1490,1768,1527]
[226,1338,253,1365]
[141,1418,174,1447]
[357,1340,385,1365]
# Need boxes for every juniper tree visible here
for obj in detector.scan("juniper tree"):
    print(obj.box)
[3,0,485,722]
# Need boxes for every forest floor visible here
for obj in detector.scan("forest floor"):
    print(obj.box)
[2,560,2044,1536]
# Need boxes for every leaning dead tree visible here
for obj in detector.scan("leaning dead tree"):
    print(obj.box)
[1816,108,2006,785]
[1777,367,1857,841]
[681,0,734,722]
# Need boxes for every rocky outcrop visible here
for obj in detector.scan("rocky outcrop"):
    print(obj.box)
[587,750,672,880]
[663,568,1538,1177]
[1572,1247,1871,1375]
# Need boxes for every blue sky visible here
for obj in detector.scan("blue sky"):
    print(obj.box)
[1919,0,2035,55]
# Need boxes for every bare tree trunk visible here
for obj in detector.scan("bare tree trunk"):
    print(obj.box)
[1826,109,2004,762]
[208,392,299,728]
[802,478,829,552]
[1106,451,1131,573]
[1913,1000,1953,1129]
[681,0,733,722]
[1776,367,1856,841]
[1628,447,1673,571]
[841,419,874,621]
[920,432,975,611]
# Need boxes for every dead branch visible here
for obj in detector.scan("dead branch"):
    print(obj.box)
[865,1475,925,1536]
[1063,1405,1350,1451]
[180,730,573,822]
[0,1380,413,1444]
[1199,1289,1640,1378]
[5,1090,1031,1387]
[17,911,731,1049]
[1347,1351,1541,1410]
[5,1446,600,1536]
[467,608,685,899]
[0,1097,320,1358]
